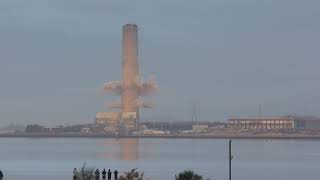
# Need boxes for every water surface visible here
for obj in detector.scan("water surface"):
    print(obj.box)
[0,138,319,180]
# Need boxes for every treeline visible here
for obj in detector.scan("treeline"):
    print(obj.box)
[25,124,45,133]
[141,121,226,131]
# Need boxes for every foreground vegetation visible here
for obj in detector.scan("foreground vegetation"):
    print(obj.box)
[77,164,210,180]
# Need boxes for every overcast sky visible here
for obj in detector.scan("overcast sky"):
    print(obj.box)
[0,0,320,126]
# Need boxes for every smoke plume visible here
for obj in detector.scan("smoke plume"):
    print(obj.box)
[107,99,121,109]
[104,75,157,109]
[135,99,154,108]
[104,75,158,96]
[104,81,122,95]
[107,99,154,109]
[138,75,158,96]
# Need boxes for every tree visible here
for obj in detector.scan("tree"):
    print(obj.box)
[175,170,203,180]
[119,168,144,180]
[75,163,95,180]
[25,124,44,133]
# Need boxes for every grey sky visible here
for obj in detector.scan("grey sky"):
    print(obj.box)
[0,0,320,126]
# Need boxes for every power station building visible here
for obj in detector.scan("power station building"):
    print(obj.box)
[95,112,121,128]
[95,112,137,131]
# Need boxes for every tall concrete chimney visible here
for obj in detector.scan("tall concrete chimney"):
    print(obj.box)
[121,24,139,121]
[103,24,157,131]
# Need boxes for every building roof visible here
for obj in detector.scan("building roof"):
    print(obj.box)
[228,117,294,121]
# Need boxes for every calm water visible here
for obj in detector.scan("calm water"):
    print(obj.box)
[0,138,320,180]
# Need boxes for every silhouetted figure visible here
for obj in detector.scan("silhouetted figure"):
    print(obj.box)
[0,169,3,180]
[114,170,118,180]
[73,168,77,180]
[95,169,100,180]
[107,169,112,180]
[102,169,106,180]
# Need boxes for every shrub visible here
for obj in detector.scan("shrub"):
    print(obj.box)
[119,168,144,180]
[75,163,95,180]
[175,170,203,180]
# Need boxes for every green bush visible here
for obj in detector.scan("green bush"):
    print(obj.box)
[175,170,203,180]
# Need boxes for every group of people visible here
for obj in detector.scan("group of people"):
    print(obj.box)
[73,168,118,180]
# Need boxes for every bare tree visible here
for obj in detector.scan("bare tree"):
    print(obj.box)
[75,163,95,180]
[119,168,144,180]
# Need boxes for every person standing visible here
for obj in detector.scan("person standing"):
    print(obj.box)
[107,169,112,180]
[0,169,3,180]
[102,169,106,180]
[95,169,100,180]
[114,170,118,180]
[73,168,77,180]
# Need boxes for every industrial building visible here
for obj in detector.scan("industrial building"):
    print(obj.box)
[95,112,121,128]
[228,117,295,130]
[95,112,137,131]
[228,117,320,130]
[293,116,320,130]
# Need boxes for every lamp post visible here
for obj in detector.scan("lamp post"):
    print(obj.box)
[229,139,232,180]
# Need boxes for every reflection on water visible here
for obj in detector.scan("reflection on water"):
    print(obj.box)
[98,138,139,160]
[119,138,139,160]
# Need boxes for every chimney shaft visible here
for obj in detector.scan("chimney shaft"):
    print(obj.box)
[121,24,139,115]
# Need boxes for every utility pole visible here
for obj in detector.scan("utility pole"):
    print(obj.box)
[229,139,232,180]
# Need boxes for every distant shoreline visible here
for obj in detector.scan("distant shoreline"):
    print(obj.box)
[1,133,320,140]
